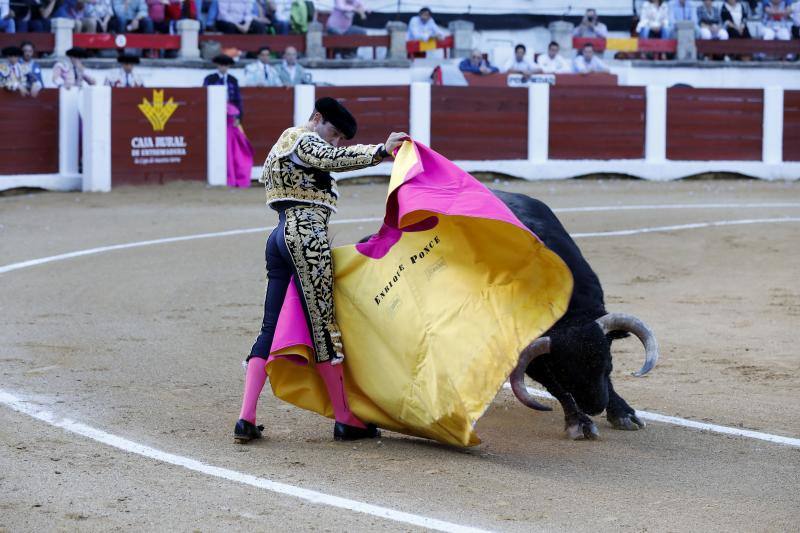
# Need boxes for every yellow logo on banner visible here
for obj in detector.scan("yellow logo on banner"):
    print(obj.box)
[138,89,179,132]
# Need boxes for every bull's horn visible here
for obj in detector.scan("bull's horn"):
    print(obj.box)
[595,313,660,377]
[510,337,553,411]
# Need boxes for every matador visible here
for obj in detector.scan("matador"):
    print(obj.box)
[234,97,408,443]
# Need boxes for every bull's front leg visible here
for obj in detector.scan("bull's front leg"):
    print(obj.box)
[605,378,645,430]
[529,365,600,440]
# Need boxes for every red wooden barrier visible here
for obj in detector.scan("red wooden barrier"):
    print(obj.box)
[697,40,800,56]
[315,85,409,147]
[784,90,800,162]
[322,34,390,59]
[241,87,294,159]
[111,88,206,184]
[199,34,305,54]
[0,33,55,53]
[667,88,763,161]
[430,86,528,161]
[549,86,645,160]
[0,89,59,175]
[73,33,180,50]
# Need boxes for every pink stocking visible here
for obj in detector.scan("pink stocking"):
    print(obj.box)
[316,361,366,428]
[239,357,268,424]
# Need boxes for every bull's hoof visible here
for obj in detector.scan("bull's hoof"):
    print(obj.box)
[565,415,600,440]
[607,412,646,431]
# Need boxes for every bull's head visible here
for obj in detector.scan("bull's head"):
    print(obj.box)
[510,313,659,413]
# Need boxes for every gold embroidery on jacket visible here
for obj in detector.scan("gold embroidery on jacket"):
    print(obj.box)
[282,206,343,363]
[261,127,383,212]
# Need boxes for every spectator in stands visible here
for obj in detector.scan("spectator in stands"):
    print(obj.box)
[762,0,791,39]
[253,0,289,34]
[327,0,368,36]
[55,0,85,31]
[105,53,144,86]
[502,43,541,80]
[244,46,282,86]
[1,0,15,32]
[83,0,114,32]
[669,0,699,37]
[637,0,670,38]
[13,0,58,32]
[573,8,608,38]
[697,0,729,40]
[791,0,800,38]
[1,45,41,96]
[277,45,308,84]
[721,0,752,38]
[216,0,265,33]
[147,0,195,33]
[536,40,571,73]
[196,0,217,30]
[290,0,310,33]
[52,47,96,88]
[112,0,155,34]
[20,41,43,88]
[572,43,610,73]
[459,48,499,75]
[204,54,243,116]
[407,7,445,41]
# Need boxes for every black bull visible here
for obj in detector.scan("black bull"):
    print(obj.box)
[359,190,660,440]
[494,190,660,440]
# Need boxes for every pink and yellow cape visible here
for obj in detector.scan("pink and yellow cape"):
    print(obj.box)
[265,141,573,447]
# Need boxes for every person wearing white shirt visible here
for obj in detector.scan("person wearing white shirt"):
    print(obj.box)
[406,6,444,41]
[104,54,144,88]
[244,46,282,87]
[637,0,670,38]
[572,43,610,73]
[502,43,541,81]
[536,41,571,74]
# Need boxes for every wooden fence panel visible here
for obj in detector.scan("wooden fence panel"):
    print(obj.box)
[783,90,800,162]
[315,86,410,147]
[241,87,295,160]
[667,88,763,161]
[111,88,207,185]
[0,89,59,175]
[430,86,528,160]
[549,86,646,160]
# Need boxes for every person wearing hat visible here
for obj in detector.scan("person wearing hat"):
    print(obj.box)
[105,53,144,88]
[203,54,242,118]
[234,97,408,443]
[1,46,40,96]
[52,47,96,89]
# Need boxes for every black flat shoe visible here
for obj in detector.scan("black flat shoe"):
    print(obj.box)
[233,419,264,443]
[334,422,380,441]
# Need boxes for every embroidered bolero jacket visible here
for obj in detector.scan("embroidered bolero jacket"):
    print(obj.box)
[260,127,385,212]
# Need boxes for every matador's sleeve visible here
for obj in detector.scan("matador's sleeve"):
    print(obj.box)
[294,135,385,172]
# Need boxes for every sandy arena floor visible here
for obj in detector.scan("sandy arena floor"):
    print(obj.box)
[1,178,799,532]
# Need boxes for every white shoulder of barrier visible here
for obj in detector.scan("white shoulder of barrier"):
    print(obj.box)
[81,86,112,192]
[206,85,227,186]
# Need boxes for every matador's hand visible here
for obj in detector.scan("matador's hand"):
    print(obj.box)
[383,132,410,156]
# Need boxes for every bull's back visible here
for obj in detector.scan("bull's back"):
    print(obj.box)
[491,189,606,326]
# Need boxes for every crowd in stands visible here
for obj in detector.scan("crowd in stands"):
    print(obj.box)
[459,39,609,78]
[0,0,310,35]
[635,0,800,41]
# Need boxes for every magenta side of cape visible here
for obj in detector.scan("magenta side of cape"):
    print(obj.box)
[226,104,255,188]
[356,141,535,260]
[267,276,311,365]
